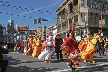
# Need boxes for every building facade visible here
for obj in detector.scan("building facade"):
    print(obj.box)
[36,26,47,41]
[52,24,57,40]
[17,26,29,42]
[56,0,108,39]
[46,24,57,40]
[7,17,16,43]
[36,27,42,37]
[7,17,14,31]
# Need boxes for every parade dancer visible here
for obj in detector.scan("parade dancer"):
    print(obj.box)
[105,37,108,55]
[26,37,33,56]
[32,36,41,58]
[23,40,27,55]
[61,31,78,54]
[67,50,80,72]
[78,35,91,62]
[61,31,79,71]
[16,42,21,53]
[38,33,55,63]
[81,33,100,63]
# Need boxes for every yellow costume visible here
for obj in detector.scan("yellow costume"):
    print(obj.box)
[32,37,41,58]
[60,46,69,58]
[14,45,17,52]
[26,38,33,56]
[79,35,91,52]
[80,33,100,63]
[79,35,91,62]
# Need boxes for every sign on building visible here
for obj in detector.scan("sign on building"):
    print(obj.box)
[99,19,105,26]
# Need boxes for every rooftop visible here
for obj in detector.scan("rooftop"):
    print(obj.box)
[56,0,69,12]
[8,17,14,24]
[17,26,28,31]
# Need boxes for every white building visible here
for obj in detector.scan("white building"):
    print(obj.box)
[36,26,47,41]
[52,24,57,40]
[46,24,57,40]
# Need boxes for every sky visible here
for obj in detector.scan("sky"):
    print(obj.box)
[0,0,64,29]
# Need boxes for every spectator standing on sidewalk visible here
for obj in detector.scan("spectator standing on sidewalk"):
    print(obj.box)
[97,36,105,56]
[55,34,64,61]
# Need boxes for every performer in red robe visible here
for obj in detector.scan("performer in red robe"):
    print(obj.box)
[61,31,78,53]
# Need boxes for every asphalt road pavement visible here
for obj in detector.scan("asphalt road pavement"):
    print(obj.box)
[2,52,108,72]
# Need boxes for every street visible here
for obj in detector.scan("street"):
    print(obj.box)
[3,52,108,72]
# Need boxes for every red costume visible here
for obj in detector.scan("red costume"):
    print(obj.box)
[21,41,24,47]
[61,37,78,53]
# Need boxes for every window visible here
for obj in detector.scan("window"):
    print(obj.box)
[81,29,86,36]
[90,13,92,22]
[81,0,85,7]
[69,18,72,24]
[81,13,86,22]
[62,22,66,31]
[90,0,92,8]
[97,1,100,10]
[93,0,96,9]
[95,14,99,24]
[107,5,108,11]
[69,2,73,12]
[92,14,95,23]
[57,14,59,23]
[75,15,78,23]
[100,2,103,10]
[104,16,106,25]
[102,2,105,10]
[96,14,99,24]
[74,0,78,6]
[106,16,108,25]
[62,9,65,18]
[104,4,107,11]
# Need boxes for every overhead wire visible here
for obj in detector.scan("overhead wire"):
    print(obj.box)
[0,0,59,25]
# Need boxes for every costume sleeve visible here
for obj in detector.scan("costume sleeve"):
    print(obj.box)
[41,42,46,51]
[36,39,41,46]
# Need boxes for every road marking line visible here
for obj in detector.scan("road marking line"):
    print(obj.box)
[50,63,108,72]
[10,52,17,53]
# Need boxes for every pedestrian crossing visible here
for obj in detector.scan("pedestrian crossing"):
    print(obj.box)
[50,63,108,72]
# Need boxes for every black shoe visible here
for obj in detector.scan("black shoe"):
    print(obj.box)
[57,59,59,61]
[102,54,106,56]
[60,59,64,61]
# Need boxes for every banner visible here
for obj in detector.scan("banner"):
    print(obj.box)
[99,19,105,26]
